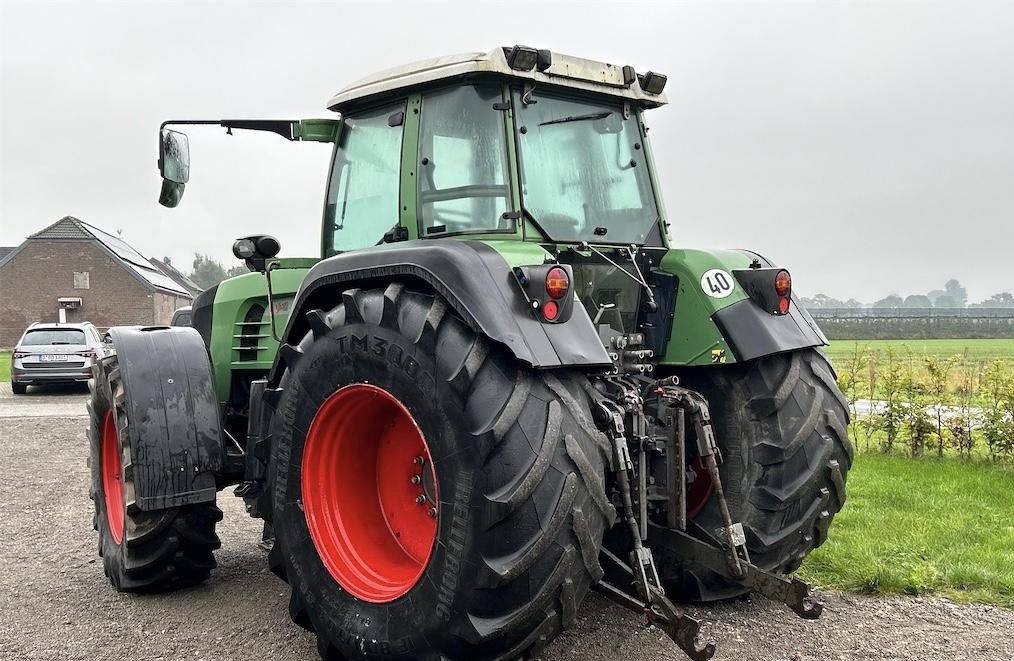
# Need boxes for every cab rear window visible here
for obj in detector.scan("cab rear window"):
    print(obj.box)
[22,329,86,345]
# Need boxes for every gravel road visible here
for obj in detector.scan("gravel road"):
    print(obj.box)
[1,387,1011,661]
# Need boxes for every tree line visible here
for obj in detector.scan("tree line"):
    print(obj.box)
[802,278,1014,309]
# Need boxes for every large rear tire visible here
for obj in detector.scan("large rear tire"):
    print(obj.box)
[87,355,222,592]
[267,284,614,660]
[652,348,852,602]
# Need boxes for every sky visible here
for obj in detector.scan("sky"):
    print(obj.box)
[1,0,1012,302]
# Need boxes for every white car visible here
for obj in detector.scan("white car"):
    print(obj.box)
[10,322,106,394]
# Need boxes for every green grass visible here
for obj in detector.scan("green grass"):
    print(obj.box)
[825,338,1014,365]
[0,351,9,382]
[798,453,1014,606]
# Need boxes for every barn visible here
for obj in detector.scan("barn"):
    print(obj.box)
[0,216,195,346]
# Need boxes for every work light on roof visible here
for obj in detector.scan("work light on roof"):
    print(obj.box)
[507,45,539,71]
[639,71,668,95]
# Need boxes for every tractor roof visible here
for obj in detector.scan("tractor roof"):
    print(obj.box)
[327,46,668,113]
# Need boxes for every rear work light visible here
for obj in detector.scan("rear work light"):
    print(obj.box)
[545,267,570,300]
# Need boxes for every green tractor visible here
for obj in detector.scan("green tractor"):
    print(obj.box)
[87,46,851,661]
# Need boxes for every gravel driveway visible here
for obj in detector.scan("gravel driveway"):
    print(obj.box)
[1,388,1011,661]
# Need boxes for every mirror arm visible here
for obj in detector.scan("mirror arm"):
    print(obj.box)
[159,119,299,140]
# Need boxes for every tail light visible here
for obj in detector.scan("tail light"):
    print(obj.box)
[77,349,97,359]
[545,267,570,300]
[512,264,575,324]
[733,266,792,316]
[542,300,560,321]
[13,351,29,359]
[774,270,791,297]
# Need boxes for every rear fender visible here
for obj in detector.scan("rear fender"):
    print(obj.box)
[106,326,224,510]
[656,248,827,365]
[266,239,611,388]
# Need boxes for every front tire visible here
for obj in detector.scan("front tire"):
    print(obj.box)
[653,348,852,601]
[87,355,222,592]
[267,284,614,660]
[12,382,27,395]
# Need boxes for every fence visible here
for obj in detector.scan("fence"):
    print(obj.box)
[809,308,1014,339]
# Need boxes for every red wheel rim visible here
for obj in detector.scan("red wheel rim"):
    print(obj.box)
[302,384,438,603]
[101,410,125,545]
[686,457,714,520]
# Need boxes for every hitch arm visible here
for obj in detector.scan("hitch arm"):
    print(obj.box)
[652,525,824,620]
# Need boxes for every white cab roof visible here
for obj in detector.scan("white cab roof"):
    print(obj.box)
[327,47,668,112]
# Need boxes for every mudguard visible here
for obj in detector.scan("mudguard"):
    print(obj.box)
[107,326,224,510]
[657,248,827,366]
[272,239,611,379]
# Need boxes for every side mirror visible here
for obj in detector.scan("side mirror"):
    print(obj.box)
[158,129,190,208]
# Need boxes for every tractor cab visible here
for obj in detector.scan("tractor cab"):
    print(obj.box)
[319,46,670,254]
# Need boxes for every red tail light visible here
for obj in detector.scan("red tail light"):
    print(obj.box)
[542,300,560,321]
[77,349,97,359]
[545,267,570,300]
[778,297,790,314]
[774,270,791,297]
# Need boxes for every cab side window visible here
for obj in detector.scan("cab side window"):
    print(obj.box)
[417,85,511,236]
[325,102,405,254]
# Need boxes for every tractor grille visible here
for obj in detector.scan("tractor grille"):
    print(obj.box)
[234,304,268,363]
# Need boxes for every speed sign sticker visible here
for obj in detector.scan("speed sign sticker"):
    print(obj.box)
[700,269,735,298]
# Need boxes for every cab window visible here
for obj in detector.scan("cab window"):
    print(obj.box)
[417,85,511,236]
[324,102,405,254]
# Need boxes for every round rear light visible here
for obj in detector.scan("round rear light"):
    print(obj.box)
[774,270,791,297]
[545,267,569,300]
[542,300,560,321]
[778,297,790,314]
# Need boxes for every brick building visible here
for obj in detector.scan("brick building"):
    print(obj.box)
[0,216,195,346]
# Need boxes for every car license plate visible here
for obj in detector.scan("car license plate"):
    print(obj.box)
[40,354,69,362]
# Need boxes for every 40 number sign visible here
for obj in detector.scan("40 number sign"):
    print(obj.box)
[700,269,735,299]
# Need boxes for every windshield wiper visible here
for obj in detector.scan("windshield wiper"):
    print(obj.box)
[539,111,611,127]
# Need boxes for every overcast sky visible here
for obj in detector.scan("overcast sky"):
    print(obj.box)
[2,0,1012,302]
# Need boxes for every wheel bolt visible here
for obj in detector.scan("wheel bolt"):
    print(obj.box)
[427,507,437,518]
[412,456,425,465]
[410,474,421,485]
[415,495,426,504]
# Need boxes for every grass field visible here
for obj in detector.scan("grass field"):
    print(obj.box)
[798,453,1014,606]
[824,338,1014,366]
[0,351,9,382]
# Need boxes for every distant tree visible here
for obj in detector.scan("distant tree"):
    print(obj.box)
[189,253,230,289]
[903,294,932,308]
[227,264,250,278]
[978,292,1014,308]
[934,295,958,308]
[873,294,903,308]
[927,289,945,305]
[799,293,844,309]
[843,298,864,309]
[944,279,967,307]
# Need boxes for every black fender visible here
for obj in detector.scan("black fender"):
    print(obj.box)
[713,251,829,362]
[106,326,224,510]
[268,239,611,385]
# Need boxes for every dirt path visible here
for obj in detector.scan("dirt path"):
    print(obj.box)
[1,408,1011,661]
